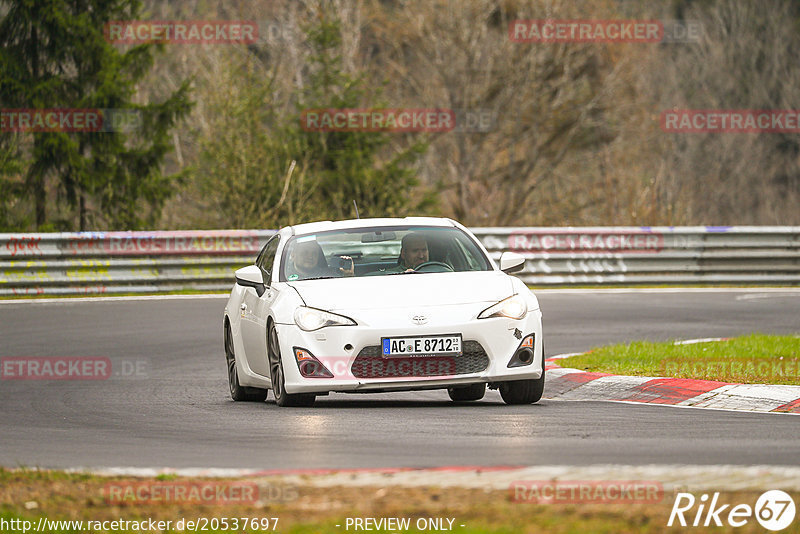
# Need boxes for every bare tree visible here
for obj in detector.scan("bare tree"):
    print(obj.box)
[142,0,800,228]
[645,0,800,224]
[364,0,631,225]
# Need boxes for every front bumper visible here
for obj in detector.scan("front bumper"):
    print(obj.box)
[275,308,543,394]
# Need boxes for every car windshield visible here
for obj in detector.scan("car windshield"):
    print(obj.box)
[279,226,492,281]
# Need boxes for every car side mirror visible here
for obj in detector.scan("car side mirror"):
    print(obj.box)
[235,265,266,296]
[499,251,525,274]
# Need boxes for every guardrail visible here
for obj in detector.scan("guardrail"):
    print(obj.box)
[0,226,798,295]
[476,226,800,285]
[0,230,274,296]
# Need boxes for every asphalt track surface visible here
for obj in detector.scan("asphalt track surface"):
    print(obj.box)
[1,290,798,470]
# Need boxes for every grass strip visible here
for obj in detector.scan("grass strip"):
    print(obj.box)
[0,469,791,534]
[556,334,800,385]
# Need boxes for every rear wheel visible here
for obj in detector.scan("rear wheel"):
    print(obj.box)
[225,322,267,402]
[499,343,545,405]
[447,383,486,402]
[268,322,316,407]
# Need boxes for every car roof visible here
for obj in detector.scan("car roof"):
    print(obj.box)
[289,217,456,236]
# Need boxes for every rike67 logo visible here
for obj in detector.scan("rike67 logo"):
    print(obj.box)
[668,490,796,531]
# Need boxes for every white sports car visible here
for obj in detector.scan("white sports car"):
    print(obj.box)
[223,217,545,407]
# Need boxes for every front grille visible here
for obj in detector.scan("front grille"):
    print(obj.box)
[351,340,489,379]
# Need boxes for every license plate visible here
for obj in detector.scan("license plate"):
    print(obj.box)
[381,334,462,358]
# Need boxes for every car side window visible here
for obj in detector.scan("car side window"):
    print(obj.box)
[256,236,280,284]
[452,236,482,271]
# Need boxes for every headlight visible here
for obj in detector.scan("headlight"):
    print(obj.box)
[478,294,527,320]
[294,306,356,331]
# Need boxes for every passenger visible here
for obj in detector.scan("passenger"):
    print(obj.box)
[288,240,353,279]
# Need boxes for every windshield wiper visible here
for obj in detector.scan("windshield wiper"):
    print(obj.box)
[297,276,337,280]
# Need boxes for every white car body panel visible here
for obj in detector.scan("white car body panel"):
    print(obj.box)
[287,271,513,312]
[224,217,544,399]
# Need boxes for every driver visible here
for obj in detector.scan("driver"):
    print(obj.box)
[386,233,429,273]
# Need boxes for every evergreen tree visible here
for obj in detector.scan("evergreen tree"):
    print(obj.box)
[0,133,23,230]
[0,0,191,230]
[195,52,311,229]
[294,15,434,220]
[195,11,434,229]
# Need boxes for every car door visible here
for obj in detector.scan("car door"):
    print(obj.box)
[240,235,280,377]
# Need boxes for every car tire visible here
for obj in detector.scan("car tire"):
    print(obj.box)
[268,322,316,407]
[225,322,268,402]
[499,343,545,405]
[447,383,486,402]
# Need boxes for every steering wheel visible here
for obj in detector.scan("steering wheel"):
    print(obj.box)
[413,261,454,273]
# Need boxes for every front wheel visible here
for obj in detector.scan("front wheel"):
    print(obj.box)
[268,323,316,407]
[499,344,545,405]
[225,323,267,402]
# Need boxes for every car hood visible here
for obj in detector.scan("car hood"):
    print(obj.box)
[287,271,513,312]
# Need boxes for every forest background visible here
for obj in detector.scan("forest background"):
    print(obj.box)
[1,0,798,232]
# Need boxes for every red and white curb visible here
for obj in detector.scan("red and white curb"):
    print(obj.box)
[544,344,800,414]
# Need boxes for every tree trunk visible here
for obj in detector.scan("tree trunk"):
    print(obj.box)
[34,170,45,229]
[79,190,86,231]
[31,26,46,229]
